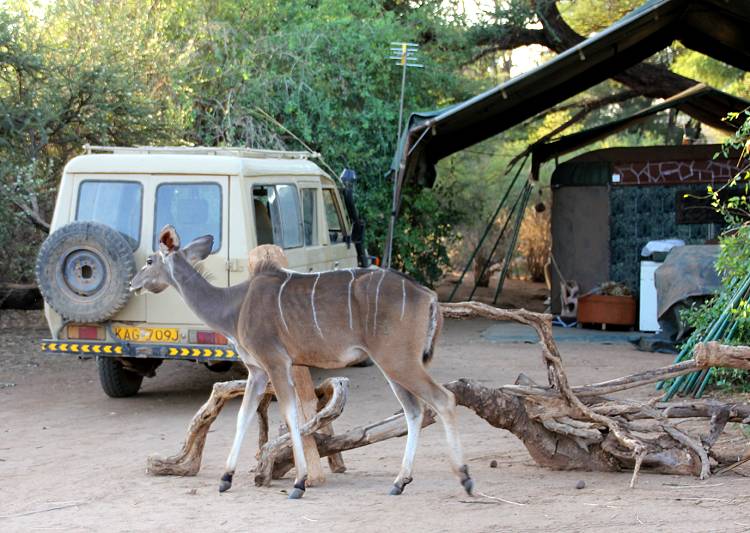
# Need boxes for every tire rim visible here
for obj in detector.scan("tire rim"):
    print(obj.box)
[60,249,108,297]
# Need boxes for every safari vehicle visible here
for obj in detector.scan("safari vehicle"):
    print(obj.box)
[37,146,366,397]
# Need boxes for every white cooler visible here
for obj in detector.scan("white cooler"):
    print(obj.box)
[639,261,661,332]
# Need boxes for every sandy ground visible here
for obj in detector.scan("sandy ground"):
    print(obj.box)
[2,310,750,532]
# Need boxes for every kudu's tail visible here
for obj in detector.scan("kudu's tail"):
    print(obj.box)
[422,295,441,365]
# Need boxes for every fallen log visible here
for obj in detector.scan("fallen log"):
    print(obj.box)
[147,302,750,488]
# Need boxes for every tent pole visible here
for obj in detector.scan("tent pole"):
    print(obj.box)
[447,154,528,302]
[493,182,532,305]
[467,187,526,301]
[383,125,431,269]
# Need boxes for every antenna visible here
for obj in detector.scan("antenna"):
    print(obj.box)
[383,42,424,269]
[388,42,423,145]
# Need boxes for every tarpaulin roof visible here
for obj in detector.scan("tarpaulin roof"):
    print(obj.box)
[393,0,750,189]
[530,83,750,177]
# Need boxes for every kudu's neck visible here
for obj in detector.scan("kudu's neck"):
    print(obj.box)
[168,253,246,340]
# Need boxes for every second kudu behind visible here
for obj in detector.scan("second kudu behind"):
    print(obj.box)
[130,225,473,499]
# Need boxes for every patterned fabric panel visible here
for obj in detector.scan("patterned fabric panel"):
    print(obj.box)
[609,184,718,295]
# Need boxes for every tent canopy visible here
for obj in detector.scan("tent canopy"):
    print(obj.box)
[530,83,750,178]
[394,0,750,189]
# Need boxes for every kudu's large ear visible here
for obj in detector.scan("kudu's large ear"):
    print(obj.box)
[182,235,214,264]
[159,225,180,253]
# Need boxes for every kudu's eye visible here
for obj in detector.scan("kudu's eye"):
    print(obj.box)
[146,258,153,266]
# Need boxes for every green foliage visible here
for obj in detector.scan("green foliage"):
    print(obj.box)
[172,0,474,284]
[683,114,750,390]
[0,0,473,286]
[0,4,181,281]
[2,0,748,289]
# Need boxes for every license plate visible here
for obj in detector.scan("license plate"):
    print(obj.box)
[113,326,180,343]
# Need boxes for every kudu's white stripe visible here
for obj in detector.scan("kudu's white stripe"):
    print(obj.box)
[278,271,292,332]
[364,273,373,334]
[311,272,323,337]
[373,270,386,333]
[347,269,355,330]
[401,279,406,321]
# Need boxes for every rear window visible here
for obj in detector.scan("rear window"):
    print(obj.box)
[154,183,221,252]
[76,181,142,248]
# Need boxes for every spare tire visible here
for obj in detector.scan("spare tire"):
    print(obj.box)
[35,221,136,322]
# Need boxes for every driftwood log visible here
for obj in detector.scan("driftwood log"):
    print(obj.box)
[147,302,750,487]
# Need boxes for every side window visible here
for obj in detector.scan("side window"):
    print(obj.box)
[323,189,346,244]
[301,188,318,246]
[252,185,303,249]
[76,181,142,249]
[154,183,221,252]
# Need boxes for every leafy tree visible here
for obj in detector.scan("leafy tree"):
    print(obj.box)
[1,0,474,285]
[0,5,178,281]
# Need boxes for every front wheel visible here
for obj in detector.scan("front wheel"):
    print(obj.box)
[97,357,144,397]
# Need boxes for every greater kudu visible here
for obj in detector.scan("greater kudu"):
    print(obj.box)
[130,225,473,499]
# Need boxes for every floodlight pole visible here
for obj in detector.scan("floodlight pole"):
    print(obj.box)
[384,42,422,268]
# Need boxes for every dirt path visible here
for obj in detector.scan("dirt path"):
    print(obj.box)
[2,311,750,532]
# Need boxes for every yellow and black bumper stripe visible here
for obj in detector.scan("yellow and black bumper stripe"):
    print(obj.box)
[41,340,237,362]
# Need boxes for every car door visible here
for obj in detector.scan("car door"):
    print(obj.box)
[145,175,230,325]
[72,174,148,322]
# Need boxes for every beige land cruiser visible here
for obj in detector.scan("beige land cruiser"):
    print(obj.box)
[37,146,365,397]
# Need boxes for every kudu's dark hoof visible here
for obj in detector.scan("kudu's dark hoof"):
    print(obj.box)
[219,472,233,493]
[462,477,475,496]
[288,477,306,500]
[288,488,305,500]
[389,476,412,495]
[459,465,474,496]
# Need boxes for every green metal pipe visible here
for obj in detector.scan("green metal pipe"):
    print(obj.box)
[663,272,750,400]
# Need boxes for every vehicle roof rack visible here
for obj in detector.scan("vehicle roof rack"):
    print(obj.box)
[82,145,320,160]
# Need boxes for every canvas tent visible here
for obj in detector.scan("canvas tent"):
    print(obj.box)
[548,143,741,314]
[446,84,747,304]
[385,0,750,264]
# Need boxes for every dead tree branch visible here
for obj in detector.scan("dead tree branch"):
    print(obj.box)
[148,304,750,488]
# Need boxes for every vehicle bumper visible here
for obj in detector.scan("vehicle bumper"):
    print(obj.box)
[40,340,238,362]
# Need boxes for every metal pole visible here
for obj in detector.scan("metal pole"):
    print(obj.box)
[384,42,423,269]
[447,154,529,302]
[384,168,401,268]
[384,54,408,269]
[397,56,408,145]
[467,188,526,301]
[493,183,532,305]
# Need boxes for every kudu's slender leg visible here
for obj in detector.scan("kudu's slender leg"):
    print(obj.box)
[267,363,309,499]
[219,366,269,493]
[385,378,424,495]
[391,366,474,496]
